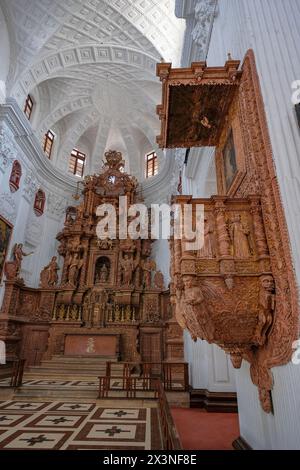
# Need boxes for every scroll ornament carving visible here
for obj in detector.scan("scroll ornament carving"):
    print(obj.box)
[22,170,39,201]
[192,0,218,53]
[0,193,17,225]
[0,126,15,171]
[47,193,69,218]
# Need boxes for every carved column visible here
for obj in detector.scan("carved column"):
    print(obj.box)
[249,196,269,256]
[174,239,182,275]
[79,239,89,288]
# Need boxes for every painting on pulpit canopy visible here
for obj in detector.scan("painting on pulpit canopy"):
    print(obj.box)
[0,215,13,282]
[223,129,237,191]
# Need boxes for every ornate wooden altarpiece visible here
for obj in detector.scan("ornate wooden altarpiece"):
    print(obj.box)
[0,151,183,367]
[158,51,299,413]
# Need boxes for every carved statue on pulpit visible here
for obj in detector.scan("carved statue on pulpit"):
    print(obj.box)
[254,275,276,346]
[198,218,215,258]
[40,256,59,287]
[229,214,252,258]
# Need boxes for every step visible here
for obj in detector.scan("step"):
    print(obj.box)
[26,365,106,373]
[14,387,99,399]
[14,387,156,400]
[23,373,105,380]
[42,356,118,366]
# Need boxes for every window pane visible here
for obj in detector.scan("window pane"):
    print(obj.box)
[69,149,85,177]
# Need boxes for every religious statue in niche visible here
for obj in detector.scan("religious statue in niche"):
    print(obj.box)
[142,258,156,289]
[120,253,137,287]
[197,217,215,258]
[94,257,110,284]
[229,214,252,258]
[223,130,237,191]
[9,160,22,193]
[34,189,46,217]
[39,256,59,288]
[64,207,76,226]
[254,275,276,346]
[67,252,83,287]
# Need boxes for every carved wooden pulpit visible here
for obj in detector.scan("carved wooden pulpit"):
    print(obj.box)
[158,52,299,413]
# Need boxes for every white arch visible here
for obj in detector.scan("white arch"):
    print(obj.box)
[11,44,158,105]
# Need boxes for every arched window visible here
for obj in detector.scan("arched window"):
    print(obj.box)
[145,151,158,178]
[43,130,55,159]
[69,149,86,177]
[9,160,22,192]
[24,94,34,120]
[34,189,46,217]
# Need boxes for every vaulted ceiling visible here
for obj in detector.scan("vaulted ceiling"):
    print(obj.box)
[1,0,185,179]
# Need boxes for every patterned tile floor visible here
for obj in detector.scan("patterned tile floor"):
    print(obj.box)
[0,400,162,450]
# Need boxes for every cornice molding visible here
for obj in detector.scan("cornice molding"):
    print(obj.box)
[0,99,78,196]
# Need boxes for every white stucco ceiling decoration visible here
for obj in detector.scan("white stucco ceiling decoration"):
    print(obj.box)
[1,0,186,180]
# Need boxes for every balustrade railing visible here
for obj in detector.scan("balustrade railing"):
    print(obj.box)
[52,304,82,322]
[52,303,138,324]
[0,359,26,388]
[105,361,189,392]
[98,375,182,450]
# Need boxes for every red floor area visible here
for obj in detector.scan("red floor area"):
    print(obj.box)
[171,408,240,450]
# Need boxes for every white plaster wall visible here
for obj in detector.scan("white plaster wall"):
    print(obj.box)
[0,103,77,306]
[0,6,10,103]
[151,239,171,288]
[180,0,300,449]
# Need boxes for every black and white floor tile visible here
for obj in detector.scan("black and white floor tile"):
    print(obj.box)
[0,400,161,450]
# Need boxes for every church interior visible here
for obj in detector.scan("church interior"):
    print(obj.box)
[0,0,300,452]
